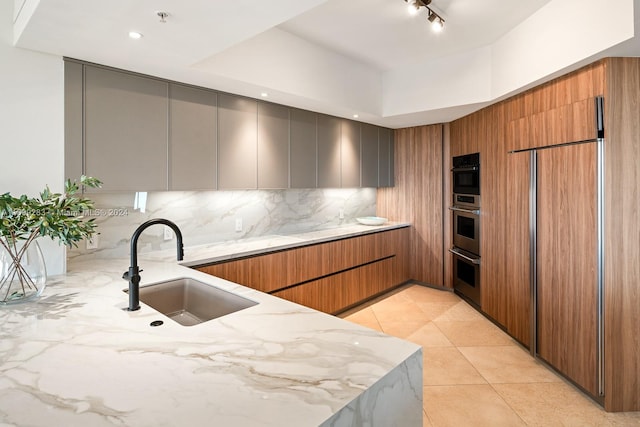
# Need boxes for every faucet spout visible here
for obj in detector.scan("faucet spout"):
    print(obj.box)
[124,218,184,311]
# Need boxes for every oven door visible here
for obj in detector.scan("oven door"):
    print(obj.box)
[452,167,480,195]
[451,206,480,255]
[450,248,481,307]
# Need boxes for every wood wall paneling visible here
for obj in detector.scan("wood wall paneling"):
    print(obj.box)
[450,61,605,349]
[411,125,444,286]
[603,57,640,412]
[504,149,531,346]
[442,123,452,287]
[376,125,445,287]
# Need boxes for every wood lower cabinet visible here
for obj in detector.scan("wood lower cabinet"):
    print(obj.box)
[273,258,395,313]
[196,228,409,314]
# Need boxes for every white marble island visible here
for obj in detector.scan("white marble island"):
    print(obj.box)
[0,257,422,426]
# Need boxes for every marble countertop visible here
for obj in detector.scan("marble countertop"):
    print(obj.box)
[0,254,422,426]
[144,222,410,267]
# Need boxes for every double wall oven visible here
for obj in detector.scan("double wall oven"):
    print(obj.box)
[450,153,481,307]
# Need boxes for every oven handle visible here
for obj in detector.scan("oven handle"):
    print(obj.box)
[449,206,480,215]
[449,248,481,265]
[451,166,479,172]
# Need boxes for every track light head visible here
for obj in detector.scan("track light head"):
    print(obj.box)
[404,0,445,31]
[406,0,420,15]
[431,17,444,32]
[426,7,444,32]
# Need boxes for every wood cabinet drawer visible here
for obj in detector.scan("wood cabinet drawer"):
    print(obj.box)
[272,257,396,314]
[196,228,409,312]
[197,228,408,293]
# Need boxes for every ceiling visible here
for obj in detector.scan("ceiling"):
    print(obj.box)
[12,0,640,128]
[277,0,552,71]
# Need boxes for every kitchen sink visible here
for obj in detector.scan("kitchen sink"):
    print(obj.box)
[131,278,258,326]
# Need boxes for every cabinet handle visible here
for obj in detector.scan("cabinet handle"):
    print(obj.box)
[449,206,480,215]
[449,248,481,265]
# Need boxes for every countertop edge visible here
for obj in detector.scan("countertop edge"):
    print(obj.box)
[178,222,411,267]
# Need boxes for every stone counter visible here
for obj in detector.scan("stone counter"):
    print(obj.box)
[0,257,422,426]
[146,222,410,267]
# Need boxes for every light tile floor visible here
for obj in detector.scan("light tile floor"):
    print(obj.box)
[339,284,640,427]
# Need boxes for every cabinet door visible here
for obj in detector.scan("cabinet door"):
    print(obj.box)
[218,93,258,189]
[317,114,341,188]
[290,108,317,188]
[341,119,361,188]
[169,84,217,190]
[378,127,394,187]
[361,123,379,187]
[536,142,598,396]
[64,61,83,181]
[257,102,289,189]
[84,66,168,191]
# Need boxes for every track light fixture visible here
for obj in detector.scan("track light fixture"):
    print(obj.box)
[403,0,445,31]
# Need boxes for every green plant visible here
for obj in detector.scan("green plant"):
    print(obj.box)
[0,176,101,302]
[0,175,102,248]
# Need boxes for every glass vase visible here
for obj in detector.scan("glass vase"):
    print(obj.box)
[0,240,47,304]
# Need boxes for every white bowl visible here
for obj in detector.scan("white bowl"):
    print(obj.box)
[356,216,388,226]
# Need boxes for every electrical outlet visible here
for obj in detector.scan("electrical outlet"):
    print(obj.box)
[164,226,173,241]
[86,235,99,250]
[339,209,345,219]
[235,218,243,232]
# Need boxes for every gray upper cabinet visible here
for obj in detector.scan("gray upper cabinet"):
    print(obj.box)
[379,127,395,187]
[65,60,395,192]
[290,108,317,188]
[84,66,169,192]
[317,114,342,188]
[64,61,83,182]
[257,102,289,189]
[341,120,361,188]
[218,93,258,190]
[169,84,217,190]
[361,123,379,187]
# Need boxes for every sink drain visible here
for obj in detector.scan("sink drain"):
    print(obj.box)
[150,320,164,327]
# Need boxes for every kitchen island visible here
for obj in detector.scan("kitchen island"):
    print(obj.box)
[0,254,422,426]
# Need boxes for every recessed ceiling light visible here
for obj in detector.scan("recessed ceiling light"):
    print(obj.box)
[261,92,269,98]
[128,31,143,39]
[353,114,359,118]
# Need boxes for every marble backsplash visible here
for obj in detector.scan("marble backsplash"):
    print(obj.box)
[68,188,376,262]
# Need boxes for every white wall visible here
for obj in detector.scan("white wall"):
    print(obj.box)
[0,1,66,274]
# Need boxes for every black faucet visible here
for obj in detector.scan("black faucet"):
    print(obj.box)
[123,218,184,311]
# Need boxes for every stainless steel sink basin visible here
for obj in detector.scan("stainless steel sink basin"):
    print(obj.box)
[133,278,258,326]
